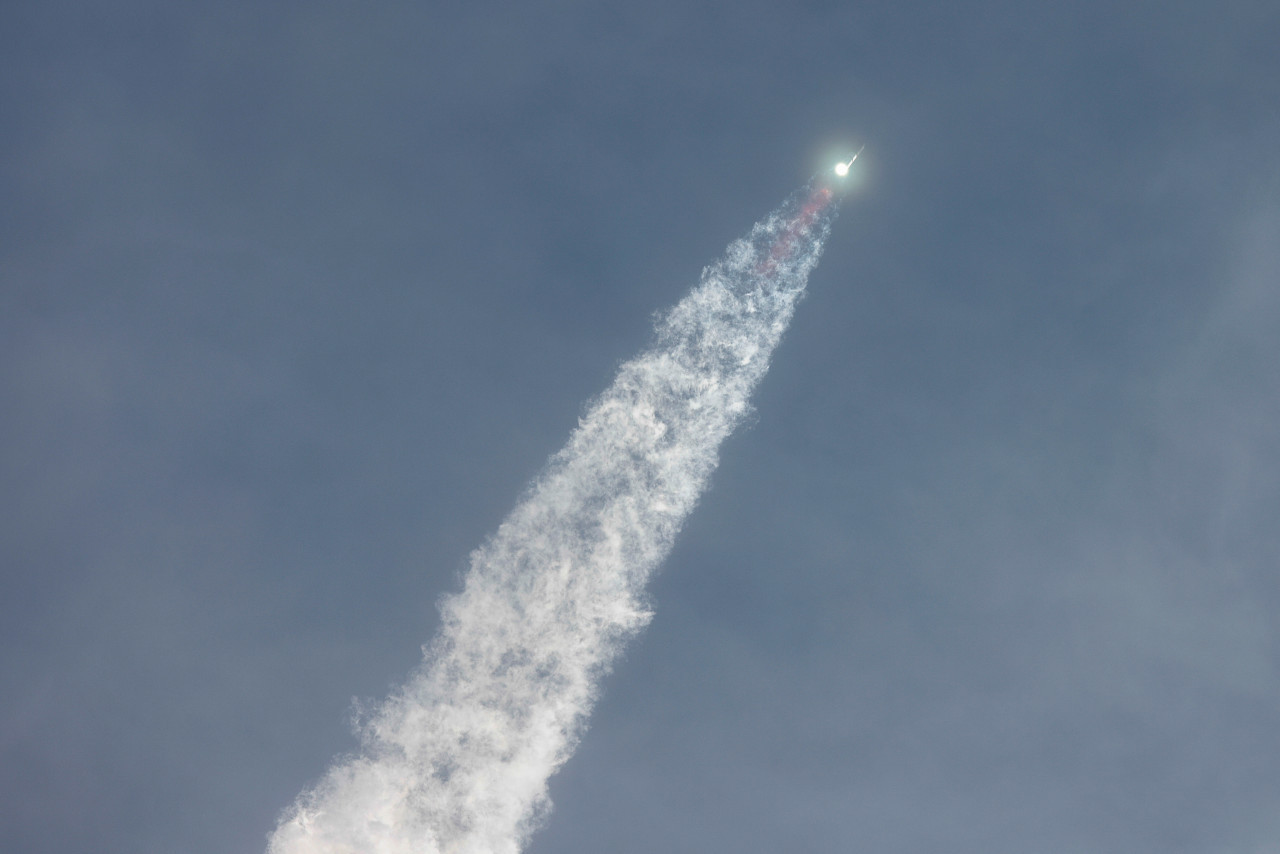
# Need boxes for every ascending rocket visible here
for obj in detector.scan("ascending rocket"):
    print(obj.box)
[834,145,865,177]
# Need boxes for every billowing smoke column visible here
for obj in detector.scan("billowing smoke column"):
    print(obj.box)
[269,181,840,854]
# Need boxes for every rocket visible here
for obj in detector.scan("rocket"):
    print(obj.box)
[834,145,865,177]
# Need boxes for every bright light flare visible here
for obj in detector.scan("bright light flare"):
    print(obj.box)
[834,144,865,178]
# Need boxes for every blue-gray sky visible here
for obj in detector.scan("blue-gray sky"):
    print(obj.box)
[3,2,1279,852]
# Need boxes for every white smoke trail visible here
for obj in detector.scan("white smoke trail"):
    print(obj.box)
[269,184,839,854]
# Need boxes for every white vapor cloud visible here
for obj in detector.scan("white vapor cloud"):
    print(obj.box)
[268,187,838,854]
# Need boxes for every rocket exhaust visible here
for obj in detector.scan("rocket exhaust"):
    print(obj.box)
[268,180,841,854]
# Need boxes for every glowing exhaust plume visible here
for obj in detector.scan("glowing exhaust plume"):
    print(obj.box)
[269,180,841,854]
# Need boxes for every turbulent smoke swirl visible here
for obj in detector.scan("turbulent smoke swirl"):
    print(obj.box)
[268,186,838,854]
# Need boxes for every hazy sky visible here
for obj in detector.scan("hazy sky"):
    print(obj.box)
[3,2,1279,852]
